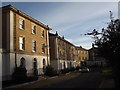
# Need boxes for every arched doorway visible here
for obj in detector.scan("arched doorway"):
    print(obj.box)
[33,58,38,76]
[64,62,66,69]
[43,59,46,72]
[20,57,26,68]
[70,62,72,69]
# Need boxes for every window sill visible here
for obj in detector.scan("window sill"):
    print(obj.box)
[42,52,45,54]
[19,28,24,30]
[32,50,36,53]
[41,36,44,38]
[19,49,25,51]
[31,32,36,35]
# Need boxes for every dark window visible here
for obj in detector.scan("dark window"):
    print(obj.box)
[42,44,45,53]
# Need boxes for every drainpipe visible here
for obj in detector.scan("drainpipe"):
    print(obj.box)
[14,14,17,68]
[46,32,49,65]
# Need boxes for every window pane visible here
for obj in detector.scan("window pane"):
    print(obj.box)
[32,40,36,52]
[19,25,23,29]
[19,37,25,50]
[32,25,36,34]
[19,37,23,43]
[19,19,24,29]
[42,44,45,53]
[19,43,22,50]
[19,19,23,24]
[32,25,34,30]
[41,30,44,37]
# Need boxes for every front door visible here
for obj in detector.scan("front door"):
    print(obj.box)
[43,59,46,72]
[33,58,38,76]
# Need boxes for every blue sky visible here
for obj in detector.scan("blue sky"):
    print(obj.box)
[2,2,118,49]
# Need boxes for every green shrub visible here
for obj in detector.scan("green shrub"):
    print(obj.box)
[44,65,57,77]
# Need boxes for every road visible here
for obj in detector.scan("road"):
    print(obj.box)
[40,68,104,88]
[4,68,105,89]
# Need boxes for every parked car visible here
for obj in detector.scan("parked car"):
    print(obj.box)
[79,67,89,73]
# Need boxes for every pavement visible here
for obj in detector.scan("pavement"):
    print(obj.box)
[2,76,48,89]
[2,72,73,89]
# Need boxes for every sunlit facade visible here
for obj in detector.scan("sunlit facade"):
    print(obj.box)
[2,5,51,81]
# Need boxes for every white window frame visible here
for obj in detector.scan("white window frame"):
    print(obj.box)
[19,19,24,30]
[19,37,25,51]
[32,25,36,34]
[32,40,36,52]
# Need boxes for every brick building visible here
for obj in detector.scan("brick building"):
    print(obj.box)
[2,5,51,81]
[76,46,89,62]
[49,32,89,72]
[49,32,77,72]
[1,5,90,81]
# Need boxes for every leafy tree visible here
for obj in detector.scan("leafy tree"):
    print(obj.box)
[93,19,120,88]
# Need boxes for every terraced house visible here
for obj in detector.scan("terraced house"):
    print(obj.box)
[77,46,89,62]
[2,5,51,81]
[49,32,87,72]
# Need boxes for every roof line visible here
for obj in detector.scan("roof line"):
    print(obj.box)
[2,5,52,30]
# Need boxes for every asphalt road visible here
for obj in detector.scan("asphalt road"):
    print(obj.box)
[40,68,104,88]
[4,68,104,89]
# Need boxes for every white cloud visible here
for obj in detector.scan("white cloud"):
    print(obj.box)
[67,36,92,43]
[65,36,93,49]
[43,2,117,27]
[43,2,118,49]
